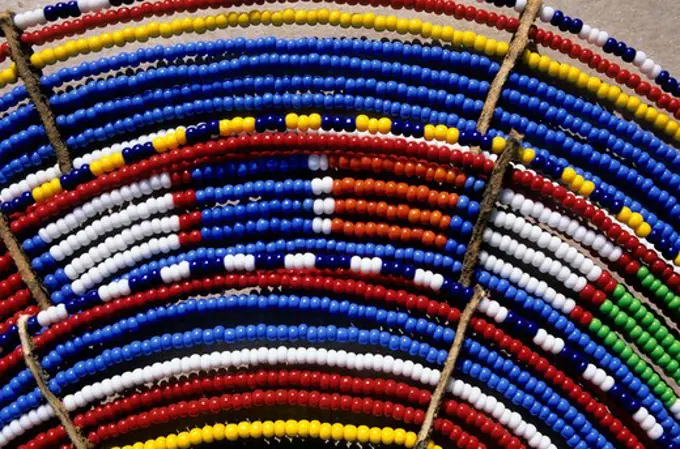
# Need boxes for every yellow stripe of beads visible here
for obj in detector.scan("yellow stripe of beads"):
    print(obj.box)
[7,8,677,141]
[111,420,439,449]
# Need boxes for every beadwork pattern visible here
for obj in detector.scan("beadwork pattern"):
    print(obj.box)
[0,1,677,449]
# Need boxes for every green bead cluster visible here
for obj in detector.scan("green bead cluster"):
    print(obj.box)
[637,266,680,312]
[588,317,677,407]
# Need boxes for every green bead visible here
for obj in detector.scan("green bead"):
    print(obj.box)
[650,279,662,291]
[633,307,647,321]
[609,304,621,317]
[618,292,633,308]
[640,312,654,326]
[628,299,642,314]
[669,297,680,310]
[612,340,627,354]
[673,370,680,383]
[669,360,680,373]
[641,274,654,288]
[653,325,668,342]
[647,318,662,334]
[656,285,669,298]
[669,341,680,356]
[628,352,640,366]
[650,345,665,361]
[604,332,617,346]
[612,284,625,299]
[653,383,667,397]
[636,361,650,377]
[596,324,610,339]
[661,390,676,406]
[636,266,649,279]
[600,300,613,315]
[613,311,628,327]
[588,318,602,333]
[637,331,651,347]
[623,317,636,332]
[658,353,672,366]
[620,346,633,359]
[629,325,643,340]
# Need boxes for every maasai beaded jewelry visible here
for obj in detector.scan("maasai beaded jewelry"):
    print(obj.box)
[0,1,679,449]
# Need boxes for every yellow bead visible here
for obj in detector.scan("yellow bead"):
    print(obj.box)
[446,128,460,144]
[249,422,262,438]
[408,18,422,34]
[396,17,409,34]
[262,421,275,438]
[381,427,395,445]
[308,421,321,438]
[154,437,167,449]
[369,427,382,444]
[175,127,187,145]
[571,175,584,191]
[216,14,228,27]
[525,52,540,70]
[273,420,286,438]
[319,423,332,440]
[90,160,104,176]
[285,420,299,437]
[30,53,45,68]
[420,22,432,38]
[385,15,398,31]
[674,253,680,266]
[309,113,321,130]
[357,425,370,443]
[538,55,551,72]
[225,424,239,441]
[561,167,577,183]
[462,31,476,48]
[243,117,255,133]
[192,17,206,33]
[430,24,442,40]
[394,429,407,445]
[212,424,225,441]
[645,106,658,124]
[135,26,150,41]
[160,23,173,37]
[373,15,386,31]
[165,435,177,449]
[41,49,56,65]
[665,120,679,137]
[146,22,161,36]
[628,213,644,229]
[377,117,391,134]
[343,424,357,442]
[578,180,595,197]
[189,428,203,445]
[285,113,299,129]
[491,136,506,154]
[356,114,370,132]
[305,10,317,25]
[295,10,307,24]
[201,426,213,444]
[133,442,144,449]
[49,178,62,193]
[596,83,609,100]
[473,35,487,52]
[423,124,435,141]
[176,432,191,449]
[484,39,497,56]
[434,124,448,141]
[351,13,363,28]
[339,12,352,27]
[519,148,535,164]
[558,63,570,80]
[635,104,648,120]
[405,431,418,448]
[331,423,344,440]
[617,206,632,223]
[76,38,90,53]
[317,8,330,23]
[440,26,453,42]
[606,85,621,102]
[586,77,601,93]
[496,41,509,56]
[626,96,641,113]
[615,93,629,109]
[368,118,379,134]
[547,60,560,77]
[230,117,244,133]
[238,422,250,439]
[636,222,652,238]
[219,120,230,135]
[54,46,67,61]
[361,12,374,28]
[566,67,580,83]
[297,420,310,438]
[32,186,44,202]
[298,115,310,132]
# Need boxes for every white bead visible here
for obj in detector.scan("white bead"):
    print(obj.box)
[539,5,554,22]
[648,423,663,440]
[595,30,609,47]
[633,51,647,67]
